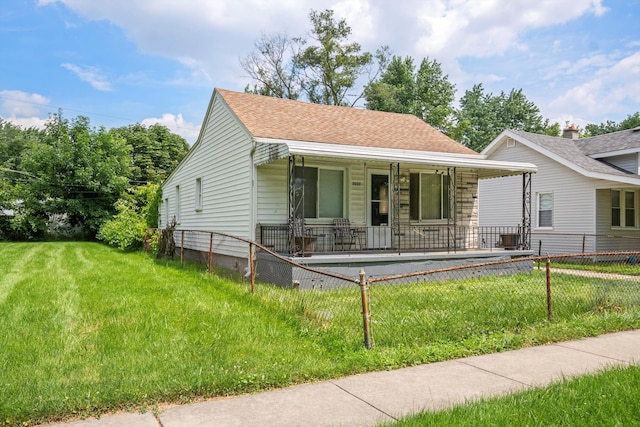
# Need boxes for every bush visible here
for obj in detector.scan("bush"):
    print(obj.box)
[97,202,147,250]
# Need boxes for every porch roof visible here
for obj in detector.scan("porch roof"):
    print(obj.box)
[253,138,537,178]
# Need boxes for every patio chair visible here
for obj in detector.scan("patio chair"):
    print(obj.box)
[290,217,316,256]
[333,218,359,251]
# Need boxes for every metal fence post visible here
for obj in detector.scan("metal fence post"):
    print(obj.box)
[249,243,255,294]
[181,230,185,265]
[208,232,213,275]
[546,257,553,321]
[358,268,372,349]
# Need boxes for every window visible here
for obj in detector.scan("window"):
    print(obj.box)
[409,173,450,221]
[537,193,553,228]
[293,166,344,219]
[195,178,203,211]
[175,185,181,223]
[612,189,636,228]
[164,198,169,225]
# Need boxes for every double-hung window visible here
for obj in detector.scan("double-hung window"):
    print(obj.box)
[537,192,553,228]
[293,166,344,219]
[195,178,203,211]
[612,189,636,228]
[409,173,450,221]
[175,185,181,223]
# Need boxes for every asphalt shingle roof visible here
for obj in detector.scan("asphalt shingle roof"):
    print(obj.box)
[509,129,640,178]
[217,88,477,156]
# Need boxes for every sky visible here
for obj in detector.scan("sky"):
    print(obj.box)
[1,0,639,144]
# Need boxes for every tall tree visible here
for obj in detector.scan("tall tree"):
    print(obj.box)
[240,32,304,100]
[584,112,640,136]
[455,84,555,151]
[20,112,131,238]
[295,9,390,106]
[365,56,456,132]
[110,123,190,185]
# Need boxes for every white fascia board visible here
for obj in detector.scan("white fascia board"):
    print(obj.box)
[589,147,640,159]
[254,137,537,173]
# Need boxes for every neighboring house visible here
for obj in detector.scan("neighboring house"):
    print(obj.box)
[160,88,536,278]
[479,126,640,255]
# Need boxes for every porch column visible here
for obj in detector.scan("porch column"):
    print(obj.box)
[521,172,532,249]
[447,167,458,252]
[288,155,306,253]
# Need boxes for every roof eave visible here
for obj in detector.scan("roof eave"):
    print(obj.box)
[253,138,537,176]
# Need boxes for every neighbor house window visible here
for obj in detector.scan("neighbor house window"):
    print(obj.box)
[612,189,636,227]
[409,173,450,221]
[175,185,181,223]
[293,166,344,219]
[195,178,203,211]
[537,192,553,228]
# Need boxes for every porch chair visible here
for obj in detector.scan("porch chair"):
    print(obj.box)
[333,218,359,251]
[290,217,316,256]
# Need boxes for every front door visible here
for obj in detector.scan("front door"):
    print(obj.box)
[367,171,392,249]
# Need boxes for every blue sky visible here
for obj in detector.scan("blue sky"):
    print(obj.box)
[1,0,639,144]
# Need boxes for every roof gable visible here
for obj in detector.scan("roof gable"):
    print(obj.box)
[216,88,476,155]
[483,129,640,186]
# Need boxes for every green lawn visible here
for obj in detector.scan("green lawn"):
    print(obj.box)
[1,242,639,426]
[386,365,640,426]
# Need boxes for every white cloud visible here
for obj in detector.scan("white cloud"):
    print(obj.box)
[61,63,113,91]
[548,51,640,121]
[141,113,200,144]
[0,90,50,117]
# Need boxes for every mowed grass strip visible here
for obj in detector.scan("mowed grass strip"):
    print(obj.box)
[1,242,639,426]
[0,242,343,425]
[387,365,640,426]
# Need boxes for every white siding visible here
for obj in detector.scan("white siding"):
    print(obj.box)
[599,153,637,174]
[162,94,253,260]
[595,188,640,251]
[480,140,599,254]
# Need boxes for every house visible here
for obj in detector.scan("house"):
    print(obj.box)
[479,126,640,255]
[160,88,536,281]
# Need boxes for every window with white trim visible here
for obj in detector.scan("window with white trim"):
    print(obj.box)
[175,185,181,223]
[195,178,203,211]
[612,189,636,228]
[537,192,553,228]
[409,173,450,221]
[164,198,169,225]
[293,166,344,219]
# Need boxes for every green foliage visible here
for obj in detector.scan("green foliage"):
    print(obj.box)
[365,56,456,132]
[98,183,160,250]
[110,123,189,184]
[0,112,186,241]
[584,112,640,137]
[20,112,131,238]
[455,84,557,151]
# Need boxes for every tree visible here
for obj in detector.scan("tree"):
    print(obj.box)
[20,112,131,238]
[365,56,456,132]
[584,112,640,137]
[240,32,304,100]
[295,9,390,106]
[110,123,189,185]
[455,84,555,151]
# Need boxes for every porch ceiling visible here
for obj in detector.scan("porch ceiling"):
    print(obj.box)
[253,138,536,178]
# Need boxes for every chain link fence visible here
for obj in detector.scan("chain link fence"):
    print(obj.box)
[150,229,640,350]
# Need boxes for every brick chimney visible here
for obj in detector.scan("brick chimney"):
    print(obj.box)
[562,125,579,139]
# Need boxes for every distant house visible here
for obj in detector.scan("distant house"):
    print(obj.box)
[479,126,640,254]
[160,88,535,276]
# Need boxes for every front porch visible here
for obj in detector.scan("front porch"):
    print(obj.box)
[258,223,529,256]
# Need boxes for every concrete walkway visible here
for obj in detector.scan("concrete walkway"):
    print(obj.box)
[44,329,640,427]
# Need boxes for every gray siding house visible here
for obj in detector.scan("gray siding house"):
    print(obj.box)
[479,127,640,254]
[161,88,536,275]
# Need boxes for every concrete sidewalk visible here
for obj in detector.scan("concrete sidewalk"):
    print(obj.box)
[45,329,640,427]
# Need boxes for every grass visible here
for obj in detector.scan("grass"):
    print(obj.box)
[550,259,640,276]
[1,242,639,426]
[386,365,640,426]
